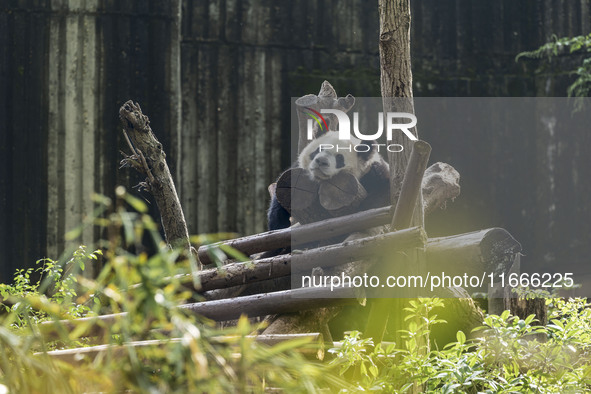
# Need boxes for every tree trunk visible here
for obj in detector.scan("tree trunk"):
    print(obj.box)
[119,101,195,261]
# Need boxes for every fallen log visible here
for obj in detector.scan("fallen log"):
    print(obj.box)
[193,227,519,301]
[195,227,426,293]
[198,206,392,265]
[38,287,362,340]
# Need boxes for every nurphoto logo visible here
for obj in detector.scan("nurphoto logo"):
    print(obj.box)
[304,108,417,153]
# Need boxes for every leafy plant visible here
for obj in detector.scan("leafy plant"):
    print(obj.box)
[0,191,344,393]
[517,33,591,107]
[0,246,100,326]
[330,298,591,393]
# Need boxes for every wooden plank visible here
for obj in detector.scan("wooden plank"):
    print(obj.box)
[237,47,255,234]
[0,7,10,280]
[253,47,267,234]
[80,4,98,276]
[180,44,201,233]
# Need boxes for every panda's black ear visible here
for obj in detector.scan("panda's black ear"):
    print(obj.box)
[357,140,378,162]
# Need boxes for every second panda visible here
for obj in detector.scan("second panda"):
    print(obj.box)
[268,132,391,231]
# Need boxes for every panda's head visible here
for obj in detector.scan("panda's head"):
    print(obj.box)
[298,132,381,181]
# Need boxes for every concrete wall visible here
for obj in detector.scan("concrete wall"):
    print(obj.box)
[0,0,181,280]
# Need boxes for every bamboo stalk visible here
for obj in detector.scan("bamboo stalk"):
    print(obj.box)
[39,333,325,365]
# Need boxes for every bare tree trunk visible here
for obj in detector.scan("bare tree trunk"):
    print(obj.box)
[379,0,417,205]
[119,101,195,260]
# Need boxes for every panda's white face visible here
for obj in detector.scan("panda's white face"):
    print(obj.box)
[298,132,370,182]
[307,149,342,180]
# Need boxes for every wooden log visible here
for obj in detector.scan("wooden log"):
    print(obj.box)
[275,167,318,214]
[197,206,392,265]
[194,227,425,293]
[37,287,362,339]
[499,254,547,328]
[294,81,355,155]
[426,228,521,278]
[118,101,192,253]
[291,206,391,245]
[365,140,431,342]
[501,254,546,325]
[391,141,432,230]
[319,171,368,214]
[422,162,460,215]
[192,228,518,301]
[198,230,291,265]
[39,333,325,365]
[198,161,459,265]
[198,228,519,304]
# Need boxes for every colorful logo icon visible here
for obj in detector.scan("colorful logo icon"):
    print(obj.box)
[305,107,328,132]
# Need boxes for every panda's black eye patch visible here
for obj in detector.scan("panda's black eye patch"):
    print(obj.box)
[309,148,320,161]
[336,154,345,169]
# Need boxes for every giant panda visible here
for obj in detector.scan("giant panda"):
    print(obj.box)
[267,132,391,231]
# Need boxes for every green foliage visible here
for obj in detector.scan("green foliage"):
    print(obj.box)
[329,298,446,392]
[0,191,343,393]
[0,246,100,325]
[516,34,591,62]
[330,298,591,393]
[517,33,591,106]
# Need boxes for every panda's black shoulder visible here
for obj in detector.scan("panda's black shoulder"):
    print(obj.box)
[360,160,389,190]
[359,159,391,210]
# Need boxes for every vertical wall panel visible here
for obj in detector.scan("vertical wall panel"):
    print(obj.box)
[0,2,49,280]
[215,45,239,232]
